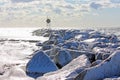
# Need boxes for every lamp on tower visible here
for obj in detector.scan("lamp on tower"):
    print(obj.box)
[46,17,51,30]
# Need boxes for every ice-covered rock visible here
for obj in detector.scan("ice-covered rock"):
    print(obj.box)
[8,67,34,80]
[75,50,120,80]
[63,30,75,40]
[49,33,62,40]
[83,38,96,43]
[10,67,26,77]
[89,31,103,38]
[68,49,95,62]
[62,40,79,50]
[104,76,120,80]
[42,45,53,50]
[0,66,34,80]
[37,54,91,80]
[0,63,6,75]
[90,60,102,67]
[54,50,72,67]
[44,46,61,59]
[43,33,50,37]
[36,42,42,46]
[32,29,53,37]
[92,42,108,48]
[93,47,115,60]
[108,34,118,43]
[75,32,89,41]
[26,51,58,78]
[67,49,83,59]
[96,38,109,43]
[108,43,120,48]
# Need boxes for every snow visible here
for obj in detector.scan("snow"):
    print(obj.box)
[0,28,48,42]
[83,38,96,43]
[0,41,37,65]
[78,50,120,80]
[0,66,34,80]
[104,76,120,80]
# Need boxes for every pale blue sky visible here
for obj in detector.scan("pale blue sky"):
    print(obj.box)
[0,0,120,28]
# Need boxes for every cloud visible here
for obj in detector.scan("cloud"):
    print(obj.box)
[110,0,120,3]
[90,2,102,9]
[53,8,61,14]
[64,0,77,4]
[0,0,120,24]
[93,13,99,16]
[11,0,33,3]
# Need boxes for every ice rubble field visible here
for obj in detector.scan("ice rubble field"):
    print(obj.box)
[1,28,120,80]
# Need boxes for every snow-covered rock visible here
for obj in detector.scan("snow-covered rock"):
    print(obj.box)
[8,67,34,80]
[75,32,89,41]
[49,33,63,41]
[90,60,102,67]
[54,50,72,67]
[36,42,42,46]
[44,46,60,59]
[26,51,58,78]
[108,34,118,43]
[104,76,120,80]
[0,63,6,75]
[108,43,120,48]
[0,66,34,80]
[62,40,79,50]
[92,42,108,48]
[42,45,53,50]
[67,49,83,59]
[93,47,115,60]
[89,31,103,38]
[63,30,75,40]
[42,40,55,45]
[75,50,120,80]
[68,49,95,62]
[36,54,91,80]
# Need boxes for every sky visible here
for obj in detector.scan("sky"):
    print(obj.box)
[0,0,120,28]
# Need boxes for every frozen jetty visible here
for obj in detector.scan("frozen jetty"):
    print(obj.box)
[0,28,119,80]
[25,28,120,80]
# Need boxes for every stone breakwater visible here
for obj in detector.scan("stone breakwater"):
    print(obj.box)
[26,29,120,80]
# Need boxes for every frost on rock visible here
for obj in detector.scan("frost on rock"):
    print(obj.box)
[26,51,58,78]
[63,30,75,40]
[103,76,120,80]
[54,50,72,67]
[75,50,120,80]
[0,66,34,80]
[62,40,79,50]
[92,47,115,60]
[36,54,91,80]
